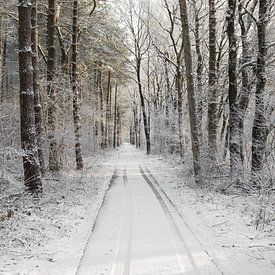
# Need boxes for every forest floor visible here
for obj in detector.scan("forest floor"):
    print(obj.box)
[0,144,274,274]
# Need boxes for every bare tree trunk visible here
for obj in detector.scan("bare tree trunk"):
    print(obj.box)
[71,0,84,170]
[99,69,105,149]
[0,37,6,102]
[251,0,268,176]
[94,69,99,147]
[0,31,6,103]
[137,57,151,154]
[138,106,142,148]
[179,0,202,184]
[192,0,203,144]
[31,0,45,174]
[164,55,170,129]
[18,0,42,192]
[238,1,257,163]
[104,71,111,148]
[108,83,112,147]
[117,105,121,147]
[176,67,184,158]
[47,0,59,172]
[227,0,242,180]
[113,83,118,148]
[208,0,218,162]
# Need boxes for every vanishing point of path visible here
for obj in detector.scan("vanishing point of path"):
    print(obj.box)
[77,144,222,275]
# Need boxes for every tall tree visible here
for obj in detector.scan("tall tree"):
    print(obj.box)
[18,0,42,192]
[47,0,59,171]
[238,1,257,163]
[0,29,6,103]
[251,0,269,176]
[227,0,242,180]
[164,0,185,158]
[71,0,84,170]
[208,0,218,163]
[31,0,45,174]
[179,0,202,184]
[113,83,118,148]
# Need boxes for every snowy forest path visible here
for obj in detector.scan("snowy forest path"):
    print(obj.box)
[77,144,222,275]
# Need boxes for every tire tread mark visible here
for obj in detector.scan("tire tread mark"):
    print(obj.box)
[143,165,224,275]
[111,169,132,275]
[123,168,133,275]
[139,165,200,273]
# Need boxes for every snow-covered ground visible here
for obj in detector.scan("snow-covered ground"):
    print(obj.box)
[0,150,118,274]
[145,152,275,274]
[0,144,274,274]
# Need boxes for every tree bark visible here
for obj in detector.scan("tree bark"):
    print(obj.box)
[71,0,84,170]
[0,32,6,103]
[137,57,151,154]
[208,0,218,162]
[99,69,105,149]
[176,66,184,158]
[18,0,42,192]
[104,71,111,148]
[193,1,203,145]
[227,0,242,179]
[179,0,202,184]
[47,0,59,172]
[113,83,118,148]
[31,0,45,174]
[238,1,257,163]
[251,0,268,175]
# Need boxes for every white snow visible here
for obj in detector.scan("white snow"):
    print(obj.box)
[1,144,274,274]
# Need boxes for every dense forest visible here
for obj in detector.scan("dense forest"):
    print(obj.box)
[0,0,274,271]
[0,0,275,274]
[1,1,273,189]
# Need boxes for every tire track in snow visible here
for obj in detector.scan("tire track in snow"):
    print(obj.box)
[111,168,133,275]
[142,165,224,275]
[139,165,200,274]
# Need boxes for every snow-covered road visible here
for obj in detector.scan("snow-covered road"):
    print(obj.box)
[77,144,221,275]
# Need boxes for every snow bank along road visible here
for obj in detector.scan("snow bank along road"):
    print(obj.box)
[76,144,222,275]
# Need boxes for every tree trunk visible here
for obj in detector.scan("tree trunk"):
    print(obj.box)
[164,55,170,129]
[227,0,242,179]
[179,0,202,184]
[47,0,59,172]
[94,69,99,146]
[99,69,105,149]
[113,83,118,148]
[0,30,7,103]
[208,0,218,162]
[31,0,45,174]
[176,66,184,158]
[137,57,151,154]
[238,1,258,164]
[251,0,268,176]
[18,0,42,192]
[117,106,121,147]
[71,0,84,170]
[193,1,203,145]
[104,71,111,148]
